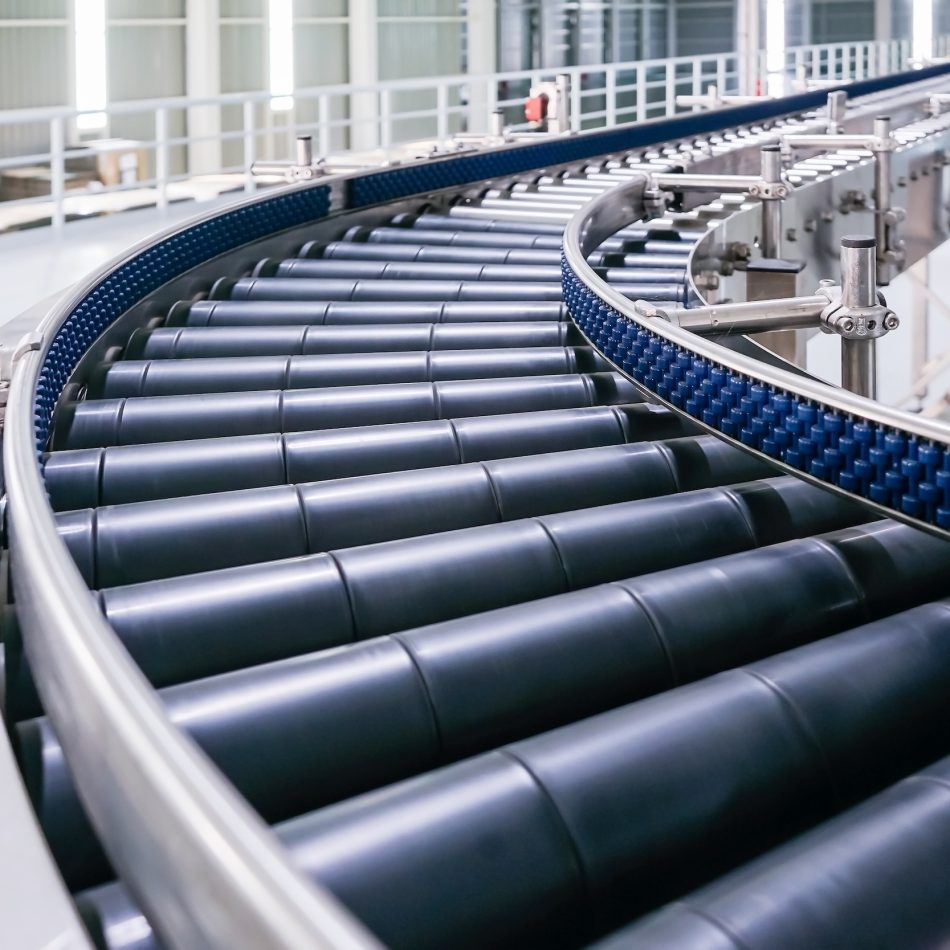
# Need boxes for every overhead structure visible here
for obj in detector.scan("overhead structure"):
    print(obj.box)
[4,62,950,950]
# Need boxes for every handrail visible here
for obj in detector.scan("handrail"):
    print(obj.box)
[0,40,892,126]
[561,175,950,535]
[1,36,942,233]
[3,199,382,950]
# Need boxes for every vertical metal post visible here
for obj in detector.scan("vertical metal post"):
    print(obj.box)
[490,109,504,137]
[49,116,65,231]
[295,135,313,167]
[436,83,449,141]
[760,145,783,259]
[826,90,847,133]
[665,61,675,116]
[564,72,580,132]
[910,256,930,403]
[155,107,169,211]
[318,94,330,158]
[379,88,392,151]
[636,64,646,122]
[605,65,616,126]
[873,115,892,270]
[840,235,878,398]
[716,54,725,94]
[243,99,256,194]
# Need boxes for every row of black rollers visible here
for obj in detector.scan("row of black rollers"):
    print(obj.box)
[25,192,950,948]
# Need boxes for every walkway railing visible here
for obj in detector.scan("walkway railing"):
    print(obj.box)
[0,37,943,232]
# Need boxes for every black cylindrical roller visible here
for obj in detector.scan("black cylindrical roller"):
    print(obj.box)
[308,240,559,266]
[53,372,638,449]
[360,224,626,254]
[43,403,689,509]
[62,439,768,586]
[126,322,577,360]
[170,300,567,327]
[223,277,565,302]
[305,241,687,276]
[87,348,597,398]
[94,476,860,688]
[71,601,950,949]
[363,225,570,249]
[401,212,663,245]
[29,523,884,893]
[270,258,564,283]
[589,753,950,949]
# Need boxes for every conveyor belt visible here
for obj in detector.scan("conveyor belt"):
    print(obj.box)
[7,80,950,950]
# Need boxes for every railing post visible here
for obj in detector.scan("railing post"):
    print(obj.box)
[318,94,330,158]
[605,65,616,127]
[49,115,65,231]
[436,82,448,141]
[716,54,726,94]
[839,236,880,398]
[665,61,675,116]
[155,107,169,210]
[691,58,701,97]
[636,64,646,121]
[570,70,581,132]
[243,99,256,194]
[379,88,392,151]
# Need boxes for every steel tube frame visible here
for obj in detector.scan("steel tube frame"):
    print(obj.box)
[562,178,950,534]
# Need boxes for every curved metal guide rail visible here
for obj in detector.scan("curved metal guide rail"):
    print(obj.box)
[5,65,950,950]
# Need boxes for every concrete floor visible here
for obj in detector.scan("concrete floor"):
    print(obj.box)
[0,191,246,331]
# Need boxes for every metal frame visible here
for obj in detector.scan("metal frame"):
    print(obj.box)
[561,174,950,535]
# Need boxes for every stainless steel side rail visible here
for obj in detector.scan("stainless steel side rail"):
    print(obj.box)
[4,309,380,947]
[562,177,950,535]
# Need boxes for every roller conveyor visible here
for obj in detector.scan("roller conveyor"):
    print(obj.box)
[7,68,950,950]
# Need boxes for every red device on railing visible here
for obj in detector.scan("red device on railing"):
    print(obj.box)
[524,93,549,124]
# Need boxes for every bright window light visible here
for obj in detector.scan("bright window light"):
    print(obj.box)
[74,0,108,131]
[913,0,934,63]
[765,0,786,97]
[269,0,295,112]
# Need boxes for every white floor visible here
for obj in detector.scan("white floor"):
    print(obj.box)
[0,191,246,332]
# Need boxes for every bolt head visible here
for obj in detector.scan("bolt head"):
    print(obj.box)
[841,318,855,332]
[885,313,900,330]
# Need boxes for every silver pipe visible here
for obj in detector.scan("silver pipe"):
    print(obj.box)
[295,135,313,167]
[491,108,505,137]
[874,115,892,258]
[839,235,878,398]
[760,145,783,259]
[251,161,292,177]
[651,173,763,193]
[782,133,876,149]
[827,90,848,133]
[656,295,827,335]
[840,235,877,309]
[842,338,877,398]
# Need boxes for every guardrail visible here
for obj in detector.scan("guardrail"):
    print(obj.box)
[0,37,939,232]
[6,63,950,950]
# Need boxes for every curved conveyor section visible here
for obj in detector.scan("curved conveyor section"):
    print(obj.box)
[5,66,950,950]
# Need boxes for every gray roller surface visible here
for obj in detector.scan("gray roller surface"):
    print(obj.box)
[15,154,950,950]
